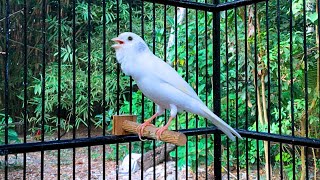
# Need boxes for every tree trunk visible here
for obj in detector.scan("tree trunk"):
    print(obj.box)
[300,119,306,180]
[137,143,176,171]
[261,74,272,179]
[248,6,272,179]
[166,7,186,64]
[256,73,271,180]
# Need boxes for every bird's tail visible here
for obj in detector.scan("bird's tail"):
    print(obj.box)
[199,104,242,141]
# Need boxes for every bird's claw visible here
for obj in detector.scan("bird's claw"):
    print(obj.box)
[155,127,168,141]
[136,121,154,141]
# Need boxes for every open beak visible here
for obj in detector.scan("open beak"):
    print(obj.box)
[111,37,124,49]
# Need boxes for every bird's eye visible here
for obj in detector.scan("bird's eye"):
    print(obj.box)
[128,36,133,41]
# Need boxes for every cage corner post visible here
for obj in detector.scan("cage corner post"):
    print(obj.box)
[212,0,222,179]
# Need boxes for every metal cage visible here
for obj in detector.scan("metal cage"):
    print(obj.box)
[0,0,319,179]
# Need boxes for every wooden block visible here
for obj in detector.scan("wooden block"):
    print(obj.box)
[112,115,137,135]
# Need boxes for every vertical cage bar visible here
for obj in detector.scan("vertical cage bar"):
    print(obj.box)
[195,4,199,179]
[72,0,77,179]
[318,0,320,140]
[152,2,157,180]
[234,6,240,180]
[302,0,309,178]
[140,1,145,179]
[72,0,77,178]
[57,0,62,179]
[254,3,260,180]
[102,0,107,179]
[184,6,189,179]
[41,0,47,179]
[162,4,167,180]
[116,0,120,179]
[0,1,2,16]
[163,4,167,179]
[129,2,133,115]
[128,1,133,179]
[276,0,283,178]
[244,5,249,180]
[87,1,92,179]
[225,8,230,180]
[212,0,221,179]
[289,0,295,179]
[174,6,178,179]
[204,2,209,179]
[23,0,28,179]
[302,0,309,139]
[4,0,10,179]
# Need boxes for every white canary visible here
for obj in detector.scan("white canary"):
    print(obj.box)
[111,32,242,141]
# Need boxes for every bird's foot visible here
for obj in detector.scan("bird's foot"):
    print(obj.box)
[136,121,154,141]
[155,126,169,140]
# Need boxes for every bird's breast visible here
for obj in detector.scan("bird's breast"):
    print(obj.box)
[135,77,168,106]
[120,55,150,80]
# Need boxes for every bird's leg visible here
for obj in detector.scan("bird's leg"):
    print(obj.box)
[155,116,174,140]
[137,113,158,141]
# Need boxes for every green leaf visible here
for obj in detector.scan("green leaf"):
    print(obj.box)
[308,12,318,23]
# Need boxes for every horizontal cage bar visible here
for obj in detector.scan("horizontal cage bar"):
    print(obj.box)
[0,128,319,155]
[144,0,266,11]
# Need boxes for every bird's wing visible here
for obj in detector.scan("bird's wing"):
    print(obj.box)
[148,53,202,102]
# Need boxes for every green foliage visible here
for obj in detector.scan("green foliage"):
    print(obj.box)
[0,114,20,145]
[21,1,131,133]
[104,144,127,161]
[1,0,319,177]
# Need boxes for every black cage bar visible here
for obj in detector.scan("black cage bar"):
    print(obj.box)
[0,0,319,179]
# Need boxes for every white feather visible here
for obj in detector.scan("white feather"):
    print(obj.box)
[112,32,242,141]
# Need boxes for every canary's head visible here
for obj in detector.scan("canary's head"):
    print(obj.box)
[111,32,147,51]
[111,32,149,63]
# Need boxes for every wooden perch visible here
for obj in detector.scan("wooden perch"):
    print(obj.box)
[112,115,187,146]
